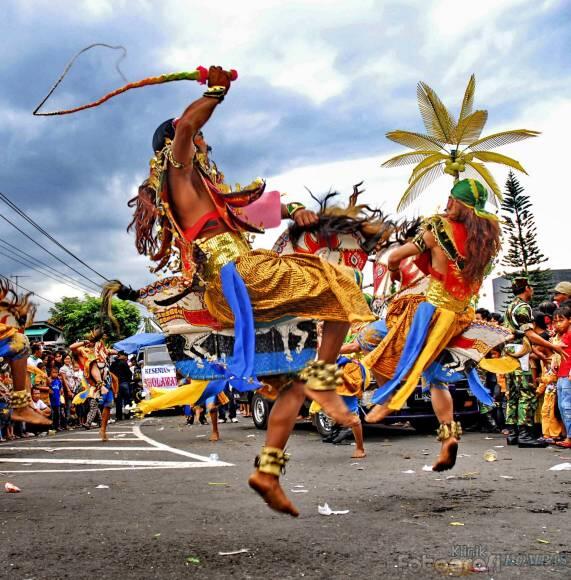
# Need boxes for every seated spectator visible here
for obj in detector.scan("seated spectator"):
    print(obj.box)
[31,386,51,418]
[26,387,52,436]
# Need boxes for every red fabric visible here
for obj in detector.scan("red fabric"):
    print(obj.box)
[448,220,467,257]
[182,210,223,242]
[557,330,571,378]
[183,308,224,330]
[442,219,476,300]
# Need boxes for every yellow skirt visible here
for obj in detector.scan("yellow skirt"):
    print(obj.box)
[204,249,374,327]
[363,292,474,411]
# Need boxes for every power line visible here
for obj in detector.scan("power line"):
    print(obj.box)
[0,238,99,294]
[0,213,102,289]
[0,191,110,282]
[0,247,97,296]
[0,273,56,305]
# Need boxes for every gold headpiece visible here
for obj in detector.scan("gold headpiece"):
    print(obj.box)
[382,75,539,211]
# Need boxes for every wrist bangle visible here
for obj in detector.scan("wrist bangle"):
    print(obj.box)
[203,86,226,101]
[286,202,305,219]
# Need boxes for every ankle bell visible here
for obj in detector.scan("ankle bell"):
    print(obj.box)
[436,420,462,442]
[297,360,344,392]
[254,446,290,477]
[11,390,32,410]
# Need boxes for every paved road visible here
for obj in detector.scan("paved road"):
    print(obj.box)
[1,417,570,579]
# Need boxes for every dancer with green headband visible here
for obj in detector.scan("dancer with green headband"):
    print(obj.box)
[363,179,501,471]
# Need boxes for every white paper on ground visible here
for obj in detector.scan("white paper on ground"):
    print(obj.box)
[549,462,571,471]
[318,502,349,515]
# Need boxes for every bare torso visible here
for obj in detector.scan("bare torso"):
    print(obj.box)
[167,165,231,238]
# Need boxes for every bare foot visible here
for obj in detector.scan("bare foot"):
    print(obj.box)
[364,403,392,424]
[351,449,366,459]
[12,405,51,426]
[432,437,458,472]
[304,388,359,428]
[248,471,299,517]
[100,431,109,442]
[209,433,220,442]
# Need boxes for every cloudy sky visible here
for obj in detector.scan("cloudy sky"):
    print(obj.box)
[1,0,570,318]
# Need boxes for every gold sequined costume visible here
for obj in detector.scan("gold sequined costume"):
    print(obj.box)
[359,209,482,411]
[196,232,374,327]
[363,282,474,410]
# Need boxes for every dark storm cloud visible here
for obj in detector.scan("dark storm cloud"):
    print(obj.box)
[0,0,569,318]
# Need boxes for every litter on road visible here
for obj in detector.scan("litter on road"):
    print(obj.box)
[318,503,349,515]
[549,462,571,471]
[4,482,21,493]
[218,549,250,556]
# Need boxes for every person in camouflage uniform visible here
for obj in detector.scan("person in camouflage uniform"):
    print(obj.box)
[504,278,567,447]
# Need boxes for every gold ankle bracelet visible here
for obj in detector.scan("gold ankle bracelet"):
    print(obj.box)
[436,420,462,441]
[254,446,290,476]
[11,390,31,410]
[297,360,344,392]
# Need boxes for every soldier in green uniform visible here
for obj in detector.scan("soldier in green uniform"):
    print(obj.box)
[504,278,567,447]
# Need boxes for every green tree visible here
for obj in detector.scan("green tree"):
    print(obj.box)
[48,295,140,344]
[500,171,552,306]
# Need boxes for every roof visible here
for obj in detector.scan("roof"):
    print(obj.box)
[25,327,49,337]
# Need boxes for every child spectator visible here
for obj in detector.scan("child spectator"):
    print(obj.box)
[552,306,571,448]
[536,373,563,443]
[48,366,63,431]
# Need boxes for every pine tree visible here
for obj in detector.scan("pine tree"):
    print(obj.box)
[500,171,552,306]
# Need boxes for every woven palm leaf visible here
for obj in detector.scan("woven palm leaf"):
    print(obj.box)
[468,129,540,152]
[472,151,528,174]
[455,110,488,145]
[381,150,438,168]
[397,162,445,211]
[409,153,448,182]
[465,161,502,203]
[386,130,446,152]
[458,74,476,121]
[417,81,456,143]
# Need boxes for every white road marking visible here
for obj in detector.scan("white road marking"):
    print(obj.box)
[0,465,226,474]
[0,458,231,467]
[132,422,231,463]
[18,438,141,442]
[0,421,233,473]
[0,447,163,452]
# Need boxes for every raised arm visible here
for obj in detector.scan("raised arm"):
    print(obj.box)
[170,66,233,169]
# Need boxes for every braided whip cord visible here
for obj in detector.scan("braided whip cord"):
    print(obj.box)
[33,44,235,116]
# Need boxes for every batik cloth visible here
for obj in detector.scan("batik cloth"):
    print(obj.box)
[197,232,374,327]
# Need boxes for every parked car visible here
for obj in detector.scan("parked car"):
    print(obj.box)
[251,380,480,436]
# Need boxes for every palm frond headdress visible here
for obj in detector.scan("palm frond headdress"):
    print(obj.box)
[383,75,539,211]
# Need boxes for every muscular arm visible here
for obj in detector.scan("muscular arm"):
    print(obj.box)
[170,66,233,169]
[387,230,435,271]
[171,97,220,168]
[525,329,567,358]
[280,203,319,226]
